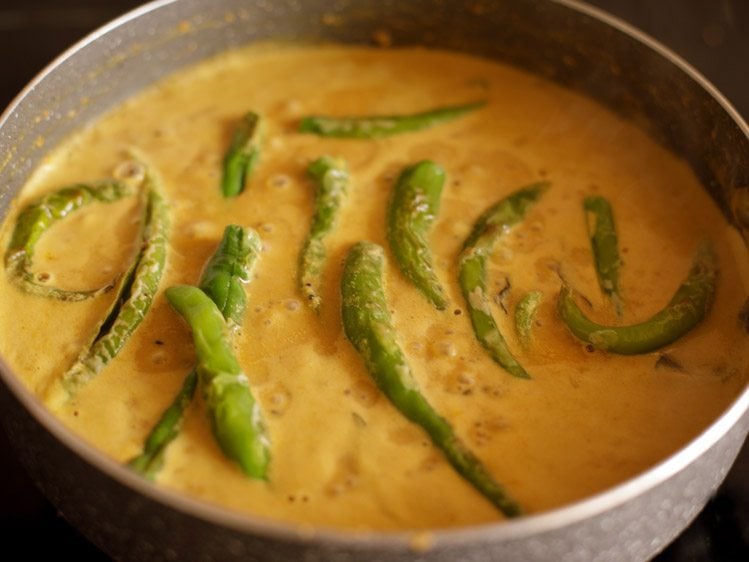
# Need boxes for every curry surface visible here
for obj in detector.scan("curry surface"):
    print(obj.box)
[0,44,747,531]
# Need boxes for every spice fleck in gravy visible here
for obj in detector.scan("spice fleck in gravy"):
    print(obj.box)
[0,44,747,531]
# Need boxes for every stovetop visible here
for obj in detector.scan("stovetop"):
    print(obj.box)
[0,1,747,559]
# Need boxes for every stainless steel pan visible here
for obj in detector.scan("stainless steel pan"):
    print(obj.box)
[0,1,747,560]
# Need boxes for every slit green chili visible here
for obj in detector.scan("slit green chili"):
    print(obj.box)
[221,112,262,198]
[128,369,198,479]
[558,242,717,354]
[130,225,262,479]
[341,241,522,518]
[584,195,623,315]
[166,284,270,479]
[386,160,448,310]
[4,181,131,301]
[299,101,485,139]
[298,156,349,312]
[458,182,549,379]
[200,225,262,326]
[55,170,169,399]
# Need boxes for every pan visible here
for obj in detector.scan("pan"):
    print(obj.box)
[0,1,747,560]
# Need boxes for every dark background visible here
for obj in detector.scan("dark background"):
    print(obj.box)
[0,0,747,559]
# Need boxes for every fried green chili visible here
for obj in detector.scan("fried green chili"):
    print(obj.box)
[386,160,448,310]
[200,225,262,326]
[166,285,270,479]
[128,369,198,479]
[458,182,549,379]
[298,156,349,312]
[4,181,130,301]
[58,172,169,398]
[341,241,522,518]
[299,101,485,139]
[129,226,261,479]
[221,111,262,198]
[515,291,543,348]
[584,196,623,315]
[558,242,717,354]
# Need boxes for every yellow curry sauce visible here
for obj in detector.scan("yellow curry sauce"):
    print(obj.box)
[0,44,747,531]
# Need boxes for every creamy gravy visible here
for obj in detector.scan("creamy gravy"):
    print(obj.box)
[0,44,747,531]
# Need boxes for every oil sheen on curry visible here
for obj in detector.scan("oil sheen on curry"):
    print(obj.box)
[0,44,747,531]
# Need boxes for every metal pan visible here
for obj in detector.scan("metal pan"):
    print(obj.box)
[0,1,747,560]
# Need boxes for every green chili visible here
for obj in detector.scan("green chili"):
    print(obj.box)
[458,182,549,379]
[129,225,262,479]
[341,241,522,518]
[299,101,485,139]
[4,181,130,301]
[558,242,717,354]
[387,160,448,310]
[584,196,623,315]
[298,156,349,312]
[58,172,169,398]
[128,370,198,479]
[221,112,262,198]
[166,285,270,479]
[200,225,262,326]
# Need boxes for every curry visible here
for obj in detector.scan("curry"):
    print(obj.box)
[0,44,747,531]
